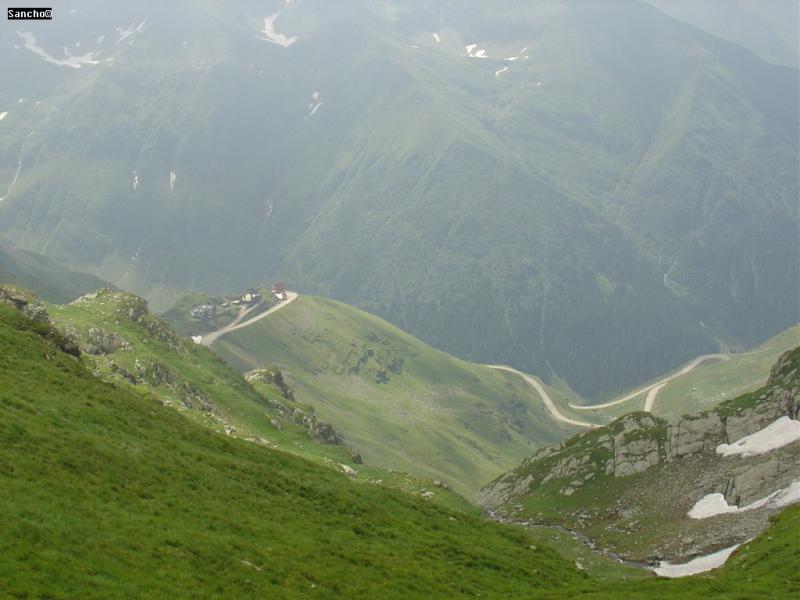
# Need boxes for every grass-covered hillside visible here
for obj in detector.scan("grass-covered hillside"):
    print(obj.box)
[1,1,796,402]
[2,282,799,598]
[196,294,595,496]
[32,286,474,512]
[565,324,800,422]
[0,299,585,598]
[478,347,800,564]
[0,242,111,304]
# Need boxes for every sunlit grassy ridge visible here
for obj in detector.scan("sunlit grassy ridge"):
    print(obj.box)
[45,288,474,513]
[1,297,798,598]
[206,295,592,496]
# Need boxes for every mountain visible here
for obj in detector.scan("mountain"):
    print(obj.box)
[477,347,800,566]
[0,284,471,511]
[2,284,799,596]
[0,0,796,401]
[644,0,799,68]
[167,292,595,496]
[0,241,111,303]
[563,324,800,422]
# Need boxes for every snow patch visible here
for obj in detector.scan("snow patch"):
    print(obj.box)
[432,32,440,43]
[494,66,508,78]
[132,170,139,191]
[688,494,739,519]
[306,90,322,118]
[689,479,800,519]
[97,34,106,44]
[191,335,203,344]
[256,13,298,47]
[116,21,145,45]
[465,44,488,58]
[774,480,800,508]
[0,112,7,121]
[17,31,102,68]
[264,198,273,222]
[717,416,800,457]
[506,46,530,62]
[653,544,740,578]
[169,169,176,191]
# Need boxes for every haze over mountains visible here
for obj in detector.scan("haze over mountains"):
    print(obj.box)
[0,0,797,400]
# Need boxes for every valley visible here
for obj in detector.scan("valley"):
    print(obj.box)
[0,0,797,596]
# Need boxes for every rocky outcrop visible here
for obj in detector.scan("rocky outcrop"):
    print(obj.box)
[479,348,800,507]
[246,367,343,446]
[0,286,49,322]
[74,289,188,357]
[80,327,132,355]
[0,285,81,356]
[476,347,800,564]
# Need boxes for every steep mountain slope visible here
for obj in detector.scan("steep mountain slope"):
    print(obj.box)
[0,285,474,513]
[0,299,586,598]
[0,0,796,399]
[2,277,799,597]
[645,0,799,68]
[0,242,111,303]
[566,324,800,421]
[478,347,800,565]
[170,293,594,496]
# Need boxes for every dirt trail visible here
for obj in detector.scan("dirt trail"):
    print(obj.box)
[487,365,598,428]
[569,353,730,412]
[200,292,298,347]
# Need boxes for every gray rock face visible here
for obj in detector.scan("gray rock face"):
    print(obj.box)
[0,286,49,322]
[668,413,724,459]
[80,327,132,355]
[478,348,800,510]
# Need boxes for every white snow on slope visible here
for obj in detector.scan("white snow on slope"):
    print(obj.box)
[17,31,102,68]
[506,46,530,61]
[116,21,145,45]
[132,170,139,191]
[774,480,800,507]
[465,44,487,58]
[688,494,740,519]
[306,90,322,117]
[169,169,176,191]
[494,66,508,78]
[717,416,800,457]
[191,335,203,344]
[686,481,800,519]
[653,544,740,578]
[256,13,298,47]
[432,32,440,43]
[0,112,7,121]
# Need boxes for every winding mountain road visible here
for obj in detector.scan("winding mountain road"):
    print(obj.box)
[486,365,599,429]
[569,353,730,413]
[200,292,298,347]
[196,291,721,427]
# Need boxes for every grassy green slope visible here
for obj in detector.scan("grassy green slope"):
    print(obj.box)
[651,325,800,420]
[1,289,797,597]
[562,324,800,422]
[593,506,800,599]
[44,288,475,512]
[208,295,592,496]
[0,302,586,598]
